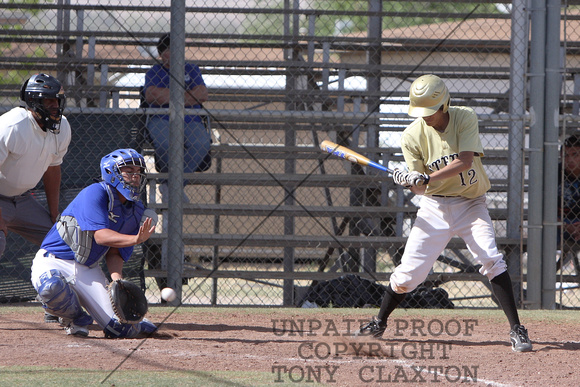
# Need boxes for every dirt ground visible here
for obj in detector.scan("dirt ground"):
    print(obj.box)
[0,305,579,386]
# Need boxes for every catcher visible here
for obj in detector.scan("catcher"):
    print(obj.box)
[30,148,157,338]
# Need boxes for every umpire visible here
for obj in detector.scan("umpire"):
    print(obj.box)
[0,74,71,321]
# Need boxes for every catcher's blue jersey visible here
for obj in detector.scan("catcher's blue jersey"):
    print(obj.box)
[41,182,145,267]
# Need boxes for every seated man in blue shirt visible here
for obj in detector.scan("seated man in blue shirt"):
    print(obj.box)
[143,33,211,202]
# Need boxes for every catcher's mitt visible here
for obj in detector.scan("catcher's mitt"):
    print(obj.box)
[108,279,148,324]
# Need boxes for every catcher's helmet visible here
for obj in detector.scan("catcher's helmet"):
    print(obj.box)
[100,149,147,202]
[408,74,450,118]
[20,73,66,134]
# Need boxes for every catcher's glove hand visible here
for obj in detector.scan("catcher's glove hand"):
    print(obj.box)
[108,279,148,324]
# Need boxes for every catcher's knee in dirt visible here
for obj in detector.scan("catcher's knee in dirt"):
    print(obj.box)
[36,269,85,320]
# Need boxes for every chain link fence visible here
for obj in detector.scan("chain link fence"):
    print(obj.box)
[0,1,577,309]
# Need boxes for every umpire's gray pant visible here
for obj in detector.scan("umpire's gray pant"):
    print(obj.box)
[0,192,53,258]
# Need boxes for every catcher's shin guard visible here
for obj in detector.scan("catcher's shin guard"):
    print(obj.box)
[36,269,89,322]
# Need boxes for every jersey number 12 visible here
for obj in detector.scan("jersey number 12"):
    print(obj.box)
[459,169,478,186]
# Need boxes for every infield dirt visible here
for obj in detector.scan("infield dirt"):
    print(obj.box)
[0,306,579,386]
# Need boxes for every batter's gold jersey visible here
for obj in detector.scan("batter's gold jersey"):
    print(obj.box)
[400,106,491,198]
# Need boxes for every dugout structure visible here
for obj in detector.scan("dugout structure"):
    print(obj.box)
[0,1,579,309]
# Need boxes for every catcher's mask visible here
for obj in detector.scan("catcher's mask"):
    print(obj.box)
[100,148,147,202]
[408,74,450,118]
[20,73,66,134]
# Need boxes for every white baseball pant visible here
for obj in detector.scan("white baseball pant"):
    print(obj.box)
[389,195,507,294]
[31,249,116,329]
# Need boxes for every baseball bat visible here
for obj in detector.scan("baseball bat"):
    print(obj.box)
[320,140,394,175]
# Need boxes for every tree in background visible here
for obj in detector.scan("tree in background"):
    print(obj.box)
[0,0,43,95]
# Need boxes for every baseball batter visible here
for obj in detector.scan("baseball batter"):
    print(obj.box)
[358,75,532,352]
[30,149,157,338]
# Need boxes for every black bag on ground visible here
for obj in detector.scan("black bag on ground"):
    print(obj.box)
[300,275,454,309]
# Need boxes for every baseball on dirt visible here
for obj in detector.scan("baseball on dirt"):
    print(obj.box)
[161,287,177,302]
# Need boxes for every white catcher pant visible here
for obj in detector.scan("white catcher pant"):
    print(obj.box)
[390,195,507,294]
[31,250,116,329]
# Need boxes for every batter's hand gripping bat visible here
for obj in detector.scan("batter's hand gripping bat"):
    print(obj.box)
[320,140,394,175]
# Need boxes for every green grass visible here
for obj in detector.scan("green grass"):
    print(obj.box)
[0,367,305,387]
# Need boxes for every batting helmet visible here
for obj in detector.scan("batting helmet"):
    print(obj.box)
[20,73,66,134]
[408,74,450,118]
[100,149,147,202]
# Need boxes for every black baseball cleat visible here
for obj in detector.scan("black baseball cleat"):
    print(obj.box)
[510,324,533,352]
[356,317,386,338]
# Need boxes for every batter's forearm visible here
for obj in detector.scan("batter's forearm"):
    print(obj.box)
[427,157,472,183]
